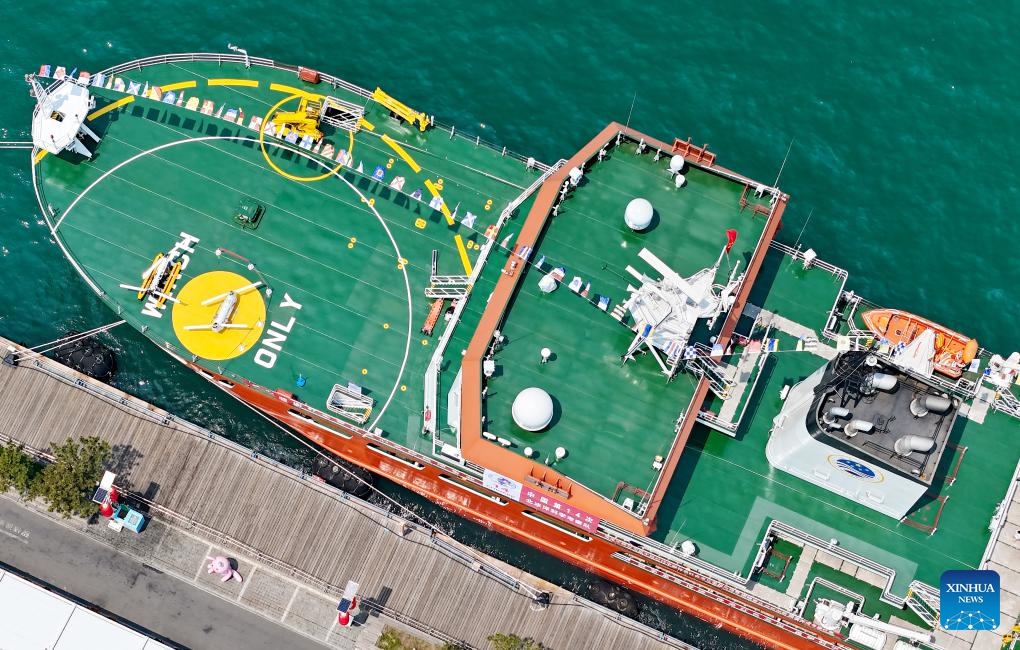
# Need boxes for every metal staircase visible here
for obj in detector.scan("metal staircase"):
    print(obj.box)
[905,581,940,629]
[684,342,736,399]
[992,386,1020,419]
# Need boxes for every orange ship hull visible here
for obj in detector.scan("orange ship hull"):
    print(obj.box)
[861,308,977,378]
[198,363,847,650]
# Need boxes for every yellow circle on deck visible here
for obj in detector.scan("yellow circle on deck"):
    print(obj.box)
[172,271,267,361]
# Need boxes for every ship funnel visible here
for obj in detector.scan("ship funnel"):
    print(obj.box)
[822,407,851,427]
[843,419,873,438]
[909,394,952,417]
[864,372,898,394]
[894,435,936,456]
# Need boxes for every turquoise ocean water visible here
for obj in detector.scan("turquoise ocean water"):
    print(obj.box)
[1,3,1018,647]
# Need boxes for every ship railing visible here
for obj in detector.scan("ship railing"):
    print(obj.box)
[30,153,107,298]
[694,410,738,434]
[610,552,845,649]
[981,451,1020,570]
[598,521,751,591]
[430,119,554,173]
[766,520,911,608]
[769,240,849,280]
[89,53,557,174]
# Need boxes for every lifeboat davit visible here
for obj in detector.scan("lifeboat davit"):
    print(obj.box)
[861,308,978,378]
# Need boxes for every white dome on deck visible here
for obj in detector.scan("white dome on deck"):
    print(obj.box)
[512,387,554,432]
[624,198,653,231]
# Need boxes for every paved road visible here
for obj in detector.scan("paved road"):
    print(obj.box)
[0,497,328,650]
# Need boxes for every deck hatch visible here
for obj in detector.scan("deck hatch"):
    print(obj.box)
[327,383,374,424]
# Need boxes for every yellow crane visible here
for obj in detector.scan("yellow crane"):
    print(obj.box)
[270,97,324,141]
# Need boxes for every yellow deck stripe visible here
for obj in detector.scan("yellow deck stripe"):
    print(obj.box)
[269,83,320,99]
[160,81,197,92]
[208,78,259,87]
[380,134,421,173]
[454,234,473,275]
[439,202,453,224]
[33,149,48,165]
[87,95,134,121]
[358,117,375,131]
[424,180,454,225]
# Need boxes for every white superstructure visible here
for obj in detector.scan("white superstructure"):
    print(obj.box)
[29,75,100,158]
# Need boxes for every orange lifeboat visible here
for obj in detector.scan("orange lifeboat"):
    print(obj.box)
[861,308,978,378]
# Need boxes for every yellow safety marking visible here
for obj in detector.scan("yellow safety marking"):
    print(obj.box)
[87,95,134,121]
[424,179,455,225]
[414,218,427,229]
[400,385,407,392]
[383,323,390,330]
[269,83,322,100]
[161,80,197,92]
[422,339,429,346]
[358,117,375,131]
[454,234,473,275]
[361,368,369,375]
[33,149,48,165]
[259,94,344,183]
[347,243,355,249]
[208,78,258,87]
[381,134,421,173]
[171,271,267,361]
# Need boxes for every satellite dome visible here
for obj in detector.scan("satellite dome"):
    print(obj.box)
[624,198,653,231]
[669,155,686,173]
[512,387,554,432]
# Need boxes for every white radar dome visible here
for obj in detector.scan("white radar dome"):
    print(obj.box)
[512,387,554,432]
[669,155,686,173]
[624,198,654,231]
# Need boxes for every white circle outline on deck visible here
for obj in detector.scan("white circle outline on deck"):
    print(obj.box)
[52,134,413,429]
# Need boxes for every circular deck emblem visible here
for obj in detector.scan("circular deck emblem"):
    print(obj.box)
[828,455,883,483]
[172,271,266,361]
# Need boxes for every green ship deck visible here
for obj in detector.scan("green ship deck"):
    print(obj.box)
[32,55,1020,638]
